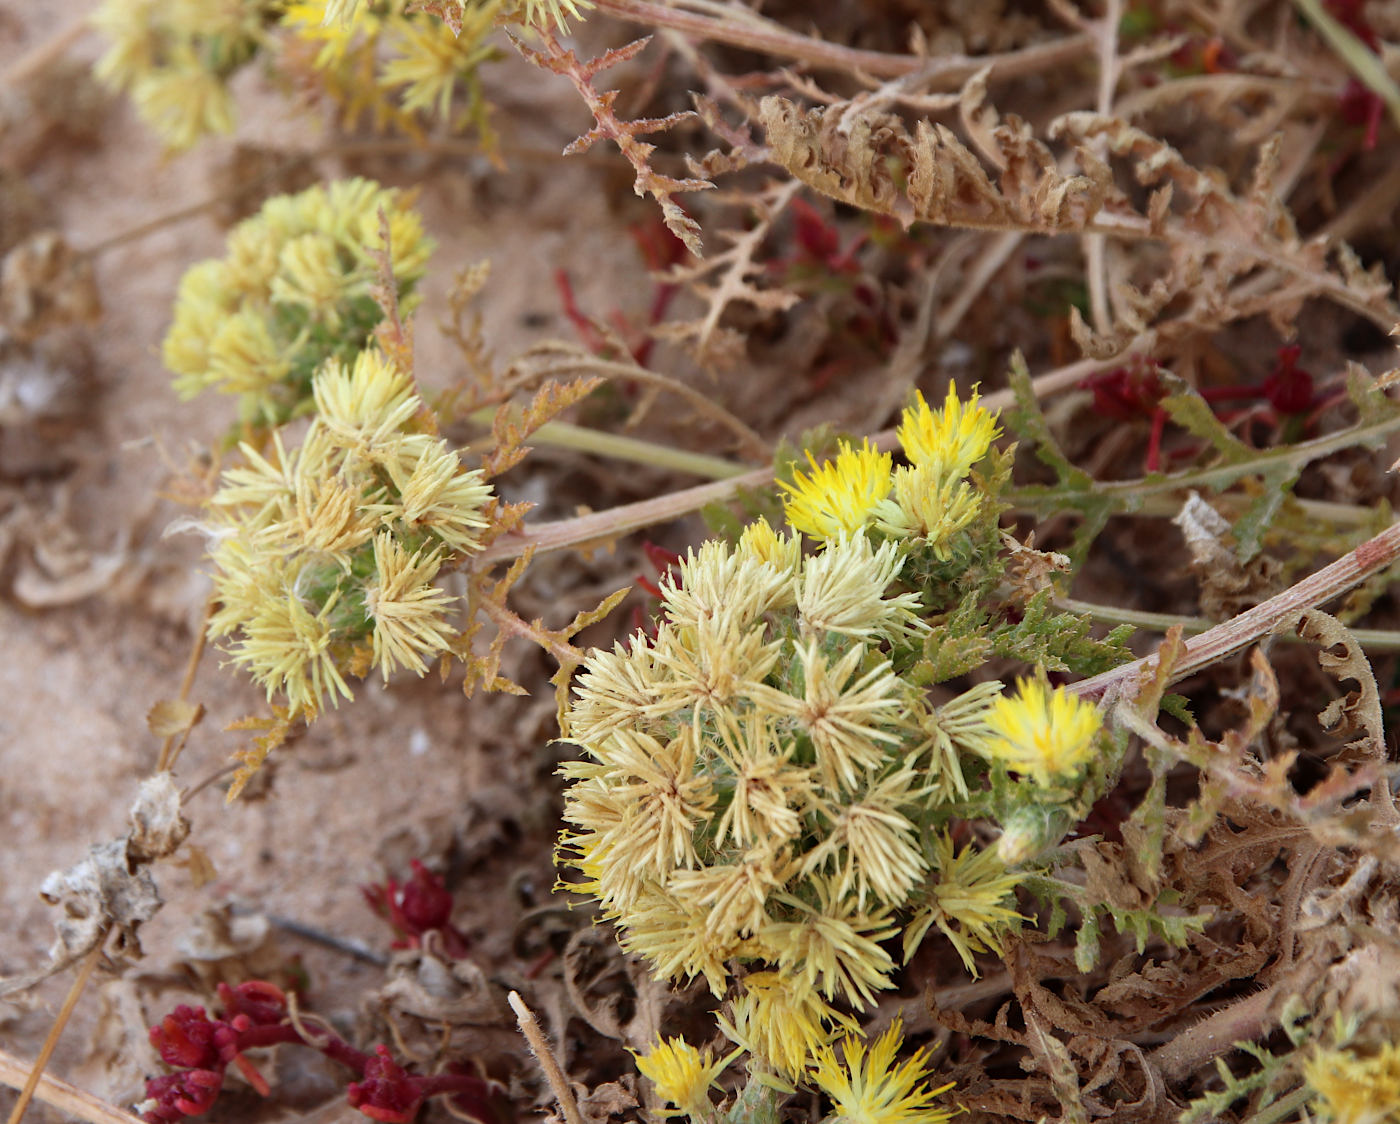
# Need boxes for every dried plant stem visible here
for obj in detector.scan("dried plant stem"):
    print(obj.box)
[594,0,1094,82]
[1085,0,1122,338]
[507,991,586,1124]
[5,938,106,1124]
[157,598,213,772]
[478,346,1146,563]
[0,1046,143,1124]
[1055,595,1400,652]
[934,230,1024,339]
[1072,517,1400,702]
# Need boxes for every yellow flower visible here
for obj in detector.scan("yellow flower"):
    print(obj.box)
[659,538,792,634]
[93,0,269,149]
[632,1037,731,1119]
[271,233,351,323]
[897,383,999,483]
[313,349,420,455]
[781,440,892,541]
[92,0,161,91]
[760,878,898,1010]
[808,1020,956,1124]
[798,766,927,910]
[1304,1040,1400,1124]
[584,728,716,881]
[131,64,236,151]
[614,882,740,996]
[765,639,904,794]
[164,178,433,414]
[718,971,856,1079]
[207,308,297,397]
[980,677,1102,786]
[379,12,495,121]
[227,578,354,717]
[738,516,803,576]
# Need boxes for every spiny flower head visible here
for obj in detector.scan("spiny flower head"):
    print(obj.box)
[873,463,982,559]
[808,1019,957,1124]
[903,832,1024,974]
[280,0,503,135]
[311,0,592,33]
[795,534,924,643]
[896,383,1000,483]
[632,1038,731,1118]
[980,676,1103,787]
[1305,1038,1400,1124]
[164,179,432,422]
[206,351,491,717]
[915,681,1003,801]
[781,440,892,542]
[719,971,858,1080]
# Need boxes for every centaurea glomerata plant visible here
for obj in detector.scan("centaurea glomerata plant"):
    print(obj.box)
[559,385,1126,1114]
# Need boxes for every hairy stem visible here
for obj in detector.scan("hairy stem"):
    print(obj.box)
[1149,981,1283,1082]
[508,991,586,1124]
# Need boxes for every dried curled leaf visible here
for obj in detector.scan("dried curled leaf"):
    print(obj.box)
[1292,609,1388,770]
[1172,491,1283,618]
[0,231,100,342]
[759,75,1112,234]
[1,774,188,995]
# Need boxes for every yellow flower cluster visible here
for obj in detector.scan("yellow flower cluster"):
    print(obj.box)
[1305,1040,1400,1124]
[980,677,1103,788]
[93,0,277,150]
[311,0,591,32]
[781,384,999,559]
[207,349,491,717]
[164,178,432,421]
[559,520,1019,1075]
[91,0,528,148]
[281,0,502,133]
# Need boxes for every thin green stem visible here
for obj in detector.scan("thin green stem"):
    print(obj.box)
[1055,596,1400,652]
[1292,0,1400,130]
[465,409,747,479]
[1008,487,1381,527]
[1016,413,1400,515]
[1242,1085,1313,1124]
[1072,518,1400,702]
